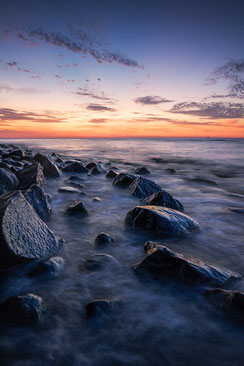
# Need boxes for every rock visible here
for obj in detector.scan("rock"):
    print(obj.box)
[134,167,151,175]
[0,167,19,195]
[16,162,44,190]
[8,149,25,158]
[24,184,51,221]
[68,175,84,182]
[125,206,199,236]
[93,197,101,202]
[129,176,162,198]
[0,294,43,325]
[86,162,105,171]
[204,288,244,318]
[106,169,118,178]
[113,173,137,188]
[66,200,88,216]
[58,186,79,193]
[0,162,12,170]
[141,190,184,212]
[34,153,61,178]
[63,180,85,189]
[0,191,64,270]
[165,168,176,174]
[62,162,88,173]
[228,207,244,214]
[144,241,158,253]
[84,253,119,271]
[134,244,240,286]
[85,299,115,318]
[95,232,113,245]
[90,166,101,175]
[28,256,65,277]
[55,157,63,164]
[189,178,218,186]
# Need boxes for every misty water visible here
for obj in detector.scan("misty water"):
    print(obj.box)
[0,138,244,366]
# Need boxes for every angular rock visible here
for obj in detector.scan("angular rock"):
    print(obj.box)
[85,299,115,318]
[0,294,43,325]
[134,244,240,286]
[24,184,51,221]
[129,176,162,198]
[8,149,25,158]
[68,175,84,182]
[89,166,101,175]
[165,168,176,174]
[0,167,19,195]
[141,190,184,212]
[126,206,199,236]
[29,256,65,277]
[34,153,61,178]
[0,191,63,269]
[113,173,137,188]
[66,200,88,216]
[62,162,88,173]
[84,253,119,271]
[106,169,117,178]
[16,162,44,190]
[134,167,151,175]
[95,232,113,245]
[204,288,244,318]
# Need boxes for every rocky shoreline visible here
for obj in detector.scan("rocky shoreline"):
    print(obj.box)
[0,142,243,329]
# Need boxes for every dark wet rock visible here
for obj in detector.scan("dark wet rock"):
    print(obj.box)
[165,168,176,174]
[24,184,51,221]
[125,205,199,236]
[141,190,184,212]
[84,253,119,271]
[106,169,118,178]
[0,191,64,270]
[51,152,58,157]
[66,200,88,216]
[55,157,63,164]
[134,166,151,175]
[0,294,43,325]
[34,153,61,178]
[28,256,65,277]
[134,244,240,286]
[63,180,85,189]
[188,178,218,186]
[16,162,44,190]
[228,207,244,214]
[129,176,162,198]
[204,288,244,318]
[0,162,11,170]
[89,166,101,175]
[113,173,137,188]
[85,299,116,318]
[95,232,113,245]
[10,166,22,174]
[86,162,105,171]
[58,186,79,193]
[144,241,158,253]
[68,175,85,182]
[0,167,19,195]
[8,149,25,158]
[62,162,88,173]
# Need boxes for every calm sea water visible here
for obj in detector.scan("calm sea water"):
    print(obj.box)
[0,138,244,366]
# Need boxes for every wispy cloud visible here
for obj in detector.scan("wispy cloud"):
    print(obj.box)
[86,103,116,112]
[6,61,17,67]
[0,108,67,124]
[134,95,174,105]
[169,102,244,119]
[89,118,107,124]
[72,87,116,102]
[0,83,46,94]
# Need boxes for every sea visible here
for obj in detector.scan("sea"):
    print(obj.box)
[0,138,243,366]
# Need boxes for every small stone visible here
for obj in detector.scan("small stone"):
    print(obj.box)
[58,186,79,193]
[95,232,113,245]
[66,200,88,216]
[134,167,151,175]
[106,169,117,178]
[85,299,115,318]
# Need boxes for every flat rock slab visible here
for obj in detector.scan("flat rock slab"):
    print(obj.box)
[0,167,19,195]
[58,186,79,193]
[141,190,184,212]
[16,162,44,190]
[125,205,199,236]
[0,191,64,269]
[134,244,240,286]
[129,176,162,198]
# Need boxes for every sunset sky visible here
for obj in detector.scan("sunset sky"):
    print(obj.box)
[0,0,243,138]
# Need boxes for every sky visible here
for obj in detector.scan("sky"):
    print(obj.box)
[0,0,243,138]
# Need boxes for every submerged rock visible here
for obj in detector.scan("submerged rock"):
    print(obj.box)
[165,168,176,174]
[228,207,244,214]
[84,253,119,271]
[24,184,51,221]
[141,190,184,212]
[95,232,113,245]
[85,299,116,318]
[129,176,162,198]
[125,206,199,236]
[66,200,88,216]
[204,288,244,318]
[68,175,85,182]
[188,178,218,186]
[0,294,43,325]
[16,162,44,190]
[29,256,65,277]
[62,162,88,173]
[134,167,151,175]
[134,244,240,286]
[0,191,63,270]
[58,186,79,193]
[0,167,19,195]
[106,169,118,178]
[113,173,137,188]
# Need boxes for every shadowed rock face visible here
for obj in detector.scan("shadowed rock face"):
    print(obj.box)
[113,173,137,188]
[204,289,244,317]
[134,167,151,175]
[85,299,115,318]
[66,200,88,216]
[106,169,117,178]
[95,232,113,245]
[125,206,199,236]
[16,162,44,190]
[28,256,65,277]
[62,162,88,173]
[34,153,61,178]
[134,244,240,286]
[0,167,19,195]
[0,191,64,270]
[24,184,52,221]
[129,176,162,198]
[141,190,184,212]
[84,253,119,271]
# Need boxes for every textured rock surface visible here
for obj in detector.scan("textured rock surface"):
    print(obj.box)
[113,173,137,188]
[126,205,199,236]
[129,176,162,198]
[34,153,61,178]
[134,244,240,286]
[0,191,63,269]
[0,167,19,195]
[24,184,52,221]
[16,162,44,190]
[141,190,184,212]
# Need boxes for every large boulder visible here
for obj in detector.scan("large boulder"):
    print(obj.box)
[134,244,240,286]
[24,184,51,221]
[125,206,199,236]
[62,162,88,173]
[16,162,44,190]
[113,173,137,188]
[0,168,19,195]
[0,191,64,270]
[34,153,61,178]
[0,293,43,325]
[129,176,162,198]
[141,190,184,212]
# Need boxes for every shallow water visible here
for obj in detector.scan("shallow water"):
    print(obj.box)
[0,138,244,366]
